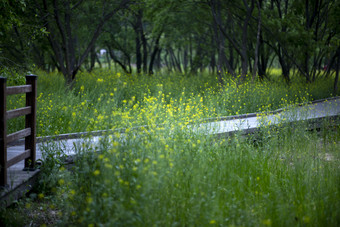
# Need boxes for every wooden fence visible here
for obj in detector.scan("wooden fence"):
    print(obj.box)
[0,75,37,186]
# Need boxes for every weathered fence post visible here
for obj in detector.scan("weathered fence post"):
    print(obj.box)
[24,75,37,169]
[0,77,7,186]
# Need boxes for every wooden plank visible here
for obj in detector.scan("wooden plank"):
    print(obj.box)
[6,85,32,95]
[0,169,40,208]
[6,107,32,120]
[7,128,31,144]
[0,77,7,186]
[7,149,31,167]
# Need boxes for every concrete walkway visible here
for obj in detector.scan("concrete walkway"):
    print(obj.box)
[1,97,339,205]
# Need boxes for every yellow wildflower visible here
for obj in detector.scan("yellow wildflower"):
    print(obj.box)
[93,170,100,176]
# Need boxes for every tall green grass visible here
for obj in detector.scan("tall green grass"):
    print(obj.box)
[47,118,339,226]
[3,69,339,226]
[5,69,339,136]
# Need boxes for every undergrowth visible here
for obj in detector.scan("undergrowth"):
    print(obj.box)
[5,69,339,136]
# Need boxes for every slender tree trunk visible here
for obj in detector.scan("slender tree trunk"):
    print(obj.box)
[107,45,131,74]
[106,51,111,69]
[142,35,148,74]
[189,36,193,70]
[252,1,261,82]
[248,56,253,75]
[137,10,148,74]
[32,44,46,70]
[148,32,162,74]
[156,49,162,70]
[164,50,170,70]
[190,37,203,74]
[210,0,253,80]
[240,0,254,79]
[304,52,311,82]
[90,46,96,72]
[257,32,269,80]
[278,46,291,84]
[135,31,142,74]
[334,51,340,95]
[211,0,224,84]
[184,46,189,73]
[169,47,182,72]
[210,40,216,74]
[229,46,234,70]
[96,54,102,68]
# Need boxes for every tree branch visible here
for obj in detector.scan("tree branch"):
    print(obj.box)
[75,0,131,77]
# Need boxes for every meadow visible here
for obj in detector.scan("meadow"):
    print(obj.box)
[2,69,340,226]
[6,69,338,136]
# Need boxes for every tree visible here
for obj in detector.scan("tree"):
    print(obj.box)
[0,0,44,70]
[35,0,131,85]
[1,0,339,86]
[209,0,256,80]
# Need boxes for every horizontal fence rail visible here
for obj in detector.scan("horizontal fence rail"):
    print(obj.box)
[0,75,37,187]
[7,107,32,120]
[6,85,32,95]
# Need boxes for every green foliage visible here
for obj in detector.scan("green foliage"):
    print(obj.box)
[3,69,339,226]
[0,0,26,36]
[54,120,340,226]
[0,192,62,226]
[1,0,339,82]
[36,141,69,193]
[6,69,338,136]
[0,67,25,85]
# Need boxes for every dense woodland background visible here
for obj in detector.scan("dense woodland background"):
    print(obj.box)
[1,0,340,89]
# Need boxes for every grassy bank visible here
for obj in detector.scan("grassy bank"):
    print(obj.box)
[2,69,339,226]
[6,69,338,136]
[7,118,336,226]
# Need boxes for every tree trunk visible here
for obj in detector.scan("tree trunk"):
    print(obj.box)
[257,33,269,80]
[156,49,162,70]
[41,0,131,85]
[252,1,261,82]
[90,46,96,72]
[240,0,254,79]
[210,42,216,74]
[334,51,340,95]
[135,31,142,74]
[32,44,46,70]
[137,10,148,74]
[189,36,193,70]
[210,0,253,80]
[148,32,162,75]
[278,46,291,84]
[183,46,188,73]
[169,47,182,72]
[96,54,102,68]
[107,45,131,74]
[210,0,237,83]
[211,0,224,84]
[164,50,170,70]
[106,51,111,69]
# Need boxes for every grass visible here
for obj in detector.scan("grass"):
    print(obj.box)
[3,69,339,136]
[0,193,61,226]
[1,69,339,226]
[4,119,336,226]
[5,69,339,136]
